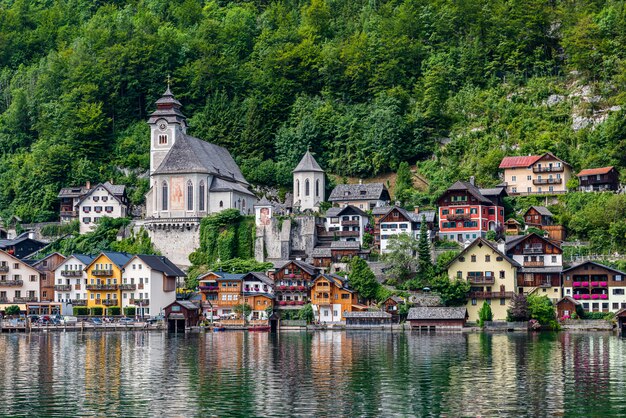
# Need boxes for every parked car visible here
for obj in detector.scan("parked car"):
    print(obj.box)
[60,316,78,326]
[90,317,103,325]
[146,315,164,324]
[118,317,134,325]
[27,315,39,323]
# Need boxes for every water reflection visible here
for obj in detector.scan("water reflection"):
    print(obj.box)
[0,331,624,416]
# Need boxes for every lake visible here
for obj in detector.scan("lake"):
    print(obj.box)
[0,331,624,417]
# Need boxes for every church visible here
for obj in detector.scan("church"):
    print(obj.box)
[143,86,256,266]
[145,87,256,218]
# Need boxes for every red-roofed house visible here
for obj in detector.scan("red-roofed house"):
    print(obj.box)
[499,153,572,195]
[577,166,619,192]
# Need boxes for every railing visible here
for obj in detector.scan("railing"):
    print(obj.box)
[14,297,38,303]
[54,285,72,291]
[276,300,306,306]
[0,280,23,287]
[61,270,83,277]
[199,285,219,291]
[523,247,543,254]
[533,166,564,173]
[91,270,113,276]
[314,298,332,305]
[73,300,87,306]
[0,266,9,273]
[524,261,545,267]
[102,299,118,306]
[0,297,7,303]
[119,284,136,290]
[341,220,360,226]
[86,284,118,291]
[467,276,495,285]
[74,284,81,291]
[446,201,469,206]
[447,214,471,222]
[130,299,149,305]
[533,178,562,185]
[60,210,78,217]
[276,285,307,292]
[318,230,359,237]
[469,291,515,299]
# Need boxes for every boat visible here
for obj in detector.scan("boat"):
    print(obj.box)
[212,327,225,332]
[248,326,271,332]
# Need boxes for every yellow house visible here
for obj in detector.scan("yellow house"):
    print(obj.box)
[84,252,132,313]
[447,238,520,322]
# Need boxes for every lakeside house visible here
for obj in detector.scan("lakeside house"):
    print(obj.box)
[562,261,626,314]
[54,254,94,314]
[0,249,54,315]
[407,307,468,330]
[273,260,319,309]
[241,272,275,320]
[310,273,364,323]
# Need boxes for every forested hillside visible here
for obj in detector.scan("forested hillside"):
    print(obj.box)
[1,0,626,222]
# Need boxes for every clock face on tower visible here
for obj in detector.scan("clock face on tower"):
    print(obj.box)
[158,122,167,131]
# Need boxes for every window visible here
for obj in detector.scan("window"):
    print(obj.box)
[162,181,168,210]
[219,201,223,208]
[316,179,320,197]
[485,255,490,262]
[442,209,449,215]
[296,179,300,197]
[615,275,623,281]
[83,217,91,224]
[471,298,477,306]
[551,256,557,263]
[95,206,102,213]
[613,289,625,295]
[199,181,205,211]
[187,180,193,211]
[30,275,36,282]
[457,271,462,279]
[158,134,168,145]
[527,175,531,181]
[500,298,506,305]
[305,179,310,196]
[470,208,477,214]
[499,271,505,279]
[613,303,619,310]
[511,176,516,182]
[105,206,113,213]
[471,255,476,262]
[83,206,91,213]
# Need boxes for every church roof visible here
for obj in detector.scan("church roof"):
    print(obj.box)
[153,134,249,185]
[293,151,324,173]
[148,87,186,124]
[328,183,390,202]
[210,177,255,196]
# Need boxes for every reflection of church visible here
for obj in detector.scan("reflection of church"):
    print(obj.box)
[145,86,256,219]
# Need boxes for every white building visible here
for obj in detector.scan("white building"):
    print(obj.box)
[0,249,41,308]
[328,183,390,210]
[54,254,94,314]
[377,207,436,254]
[323,205,369,244]
[241,272,275,320]
[77,182,129,234]
[292,151,325,212]
[121,255,183,318]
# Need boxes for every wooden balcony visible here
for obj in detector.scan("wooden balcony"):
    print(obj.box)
[14,296,38,303]
[533,166,564,173]
[0,266,9,273]
[447,214,471,222]
[314,297,332,305]
[467,276,495,285]
[102,299,118,306]
[86,284,118,291]
[199,285,219,292]
[73,299,87,306]
[92,269,113,277]
[533,178,562,185]
[60,210,78,218]
[130,299,149,305]
[523,261,545,267]
[54,285,72,291]
[119,284,137,291]
[0,297,8,303]
[523,247,543,254]
[74,284,81,291]
[318,230,359,238]
[341,220,360,226]
[61,270,83,277]
[469,291,515,299]
[0,280,23,287]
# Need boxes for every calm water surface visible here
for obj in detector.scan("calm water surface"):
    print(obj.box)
[0,331,624,417]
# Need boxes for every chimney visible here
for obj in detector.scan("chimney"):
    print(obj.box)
[86,181,91,190]
[469,176,475,186]
[414,206,420,214]
[109,178,114,185]
[497,239,505,253]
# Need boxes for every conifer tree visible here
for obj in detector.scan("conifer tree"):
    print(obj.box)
[417,215,434,282]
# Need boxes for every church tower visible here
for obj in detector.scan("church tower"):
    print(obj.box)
[147,85,187,174]
[293,150,325,211]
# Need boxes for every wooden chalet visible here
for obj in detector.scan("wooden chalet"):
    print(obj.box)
[382,295,405,322]
[562,261,626,313]
[165,300,201,332]
[311,273,364,322]
[28,253,66,303]
[407,307,468,330]
[274,260,319,308]
[523,206,566,242]
[504,219,522,235]
[577,166,619,192]
[556,296,580,319]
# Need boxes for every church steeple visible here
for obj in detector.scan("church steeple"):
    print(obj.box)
[293,149,325,211]
[148,83,187,175]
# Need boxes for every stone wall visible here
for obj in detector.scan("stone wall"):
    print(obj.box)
[561,319,614,331]
[142,220,199,268]
[255,215,317,263]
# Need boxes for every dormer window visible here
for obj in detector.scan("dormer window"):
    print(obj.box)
[159,134,168,145]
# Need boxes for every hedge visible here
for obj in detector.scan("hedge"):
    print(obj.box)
[73,307,89,316]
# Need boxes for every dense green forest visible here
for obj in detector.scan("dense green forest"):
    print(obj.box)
[1,0,626,223]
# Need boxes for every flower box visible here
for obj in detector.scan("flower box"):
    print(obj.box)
[297,286,305,291]
[572,282,581,287]
[581,282,589,287]
[600,282,608,287]
[278,301,287,306]
[288,300,296,305]
[600,294,608,299]
[591,294,599,300]
[297,300,305,305]
[289,273,295,278]
[581,294,590,300]
[573,294,581,300]
[289,286,296,291]
[591,282,599,287]
[278,286,287,291]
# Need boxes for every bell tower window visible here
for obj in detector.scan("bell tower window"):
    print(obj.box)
[187,180,193,211]
[162,181,168,211]
[199,181,205,211]
[305,179,310,196]
[158,135,168,145]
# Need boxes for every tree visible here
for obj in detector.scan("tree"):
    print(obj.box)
[478,302,493,327]
[435,251,459,275]
[299,304,315,323]
[5,305,20,316]
[233,304,253,321]
[431,275,470,307]
[507,294,529,322]
[398,303,411,323]
[349,257,380,301]
[394,162,413,205]
[417,216,434,283]
[527,295,556,326]
[485,230,497,241]
[382,233,419,284]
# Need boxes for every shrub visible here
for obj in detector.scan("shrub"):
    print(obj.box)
[478,302,493,327]
[5,305,20,316]
[73,307,89,316]
[90,307,103,316]
[123,307,136,316]
[107,306,121,316]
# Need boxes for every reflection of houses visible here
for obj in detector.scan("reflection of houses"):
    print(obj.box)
[577,166,619,192]
[437,179,505,243]
[310,274,363,323]
[328,183,390,210]
[407,307,468,329]
[53,254,94,314]
[447,238,519,322]
[377,206,436,253]
[523,206,565,242]
[562,261,626,313]
[273,261,318,309]
[506,233,562,304]
[241,272,274,319]
[499,152,572,195]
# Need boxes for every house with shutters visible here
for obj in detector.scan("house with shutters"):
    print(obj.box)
[562,261,626,314]
[446,238,520,322]
[53,254,94,314]
[437,180,505,243]
[27,253,66,304]
[577,166,619,192]
[505,233,563,304]
[241,272,274,320]
[321,205,369,244]
[76,182,129,234]
[328,183,391,210]
[273,260,319,309]
[310,273,364,323]
[523,206,566,242]
[377,206,436,254]
[499,152,573,195]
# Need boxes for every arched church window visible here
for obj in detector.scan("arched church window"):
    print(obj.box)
[305,179,310,196]
[296,179,300,197]
[199,181,205,211]
[219,201,224,208]
[187,180,193,211]
[162,181,168,211]
[242,200,246,209]
[315,179,320,197]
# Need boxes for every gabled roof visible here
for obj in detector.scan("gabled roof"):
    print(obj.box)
[578,166,615,176]
[316,273,354,292]
[556,296,581,306]
[72,254,95,265]
[58,186,88,198]
[562,261,626,276]
[86,252,133,270]
[254,196,273,207]
[29,252,66,266]
[127,255,186,277]
[448,237,520,268]
[505,218,521,225]
[499,155,543,168]
[213,272,245,281]
[505,232,561,253]
[169,300,199,311]
[330,241,360,250]
[210,177,255,196]
[344,311,391,318]
[407,307,468,320]
[278,260,317,276]
[0,249,41,274]
[76,182,126,206]
[242,292,274,299]
[524,206,553,217]
[293,151,324,173]
[372,206,392,215]
[242,272,274,286]
[441,181,492,204]
[0,236,46,248]
[479,187,507,198]
[385,295,405,304]
[379,206,436,225]
[328,183,390,202]
[312,247,332,258]
[325,205,368,218]
[153,134,249,186]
